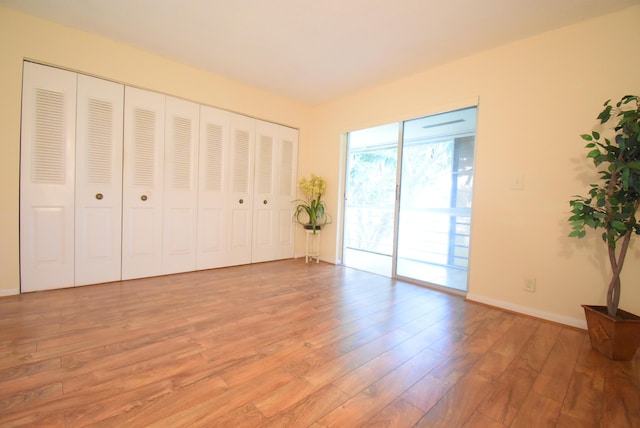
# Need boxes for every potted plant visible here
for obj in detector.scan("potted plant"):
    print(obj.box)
[294,174,330,233]
[569,94,640,360]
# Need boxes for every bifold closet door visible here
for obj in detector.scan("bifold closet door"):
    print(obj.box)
[273,125,298,260]
[227,113,255,266]
[122,87,165,280]
[75,75,124,286]
[20,62,77,292]
[197,105,230,270]
[252,121,298,262]
[162,96,199,275]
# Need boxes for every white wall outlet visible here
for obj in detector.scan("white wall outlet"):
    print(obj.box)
[511,174,524,190]
[524,278,536,293]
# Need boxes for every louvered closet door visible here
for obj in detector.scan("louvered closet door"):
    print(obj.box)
[252,121,298,262]
[197,105,230,270]
[122,87,165,280]
[252,120,277,262]
[75,75,124,286]
[274,125,298,260]
[20,62,77,292]
[228,113,255,266]
[162,97,199,274]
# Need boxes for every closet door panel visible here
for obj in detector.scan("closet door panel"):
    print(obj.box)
[122,87,165,280]
[275,126,298,259]
[252,120,276,262]
[252,121,298,262]
[20,62,77,292]
[228,113,255,266]
[162,97,199,274]
[75,75,124,286]
[197,106,230,269]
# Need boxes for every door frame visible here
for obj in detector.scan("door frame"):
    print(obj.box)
[341,104,478,293]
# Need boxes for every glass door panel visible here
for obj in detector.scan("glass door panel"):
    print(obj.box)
[343,123,399,277]
[396,107,477,291]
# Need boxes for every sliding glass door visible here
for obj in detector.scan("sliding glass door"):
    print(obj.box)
[343,123,399,277]
[343,107,477,291]
[396,108,476,291]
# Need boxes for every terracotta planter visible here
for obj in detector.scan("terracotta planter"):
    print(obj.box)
[582,305,640,361]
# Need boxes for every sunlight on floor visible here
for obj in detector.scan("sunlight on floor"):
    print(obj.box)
[343,248,468,291]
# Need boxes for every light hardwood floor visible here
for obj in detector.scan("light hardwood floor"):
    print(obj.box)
[0,259,638,427]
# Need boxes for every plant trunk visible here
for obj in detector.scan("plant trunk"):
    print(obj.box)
[607,229,632,317]
[603,147,636,318]
[606,274,621,318]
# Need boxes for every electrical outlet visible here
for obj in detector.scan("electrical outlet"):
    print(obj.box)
[524,278,536,293]
[511,174,524,190]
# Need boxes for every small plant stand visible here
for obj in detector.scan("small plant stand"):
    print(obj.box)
[305,229,321,263]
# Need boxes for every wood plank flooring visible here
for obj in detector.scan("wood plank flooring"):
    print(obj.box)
[0,259,638,427]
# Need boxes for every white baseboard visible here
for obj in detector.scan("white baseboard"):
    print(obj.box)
[0,288,20,297]
[465,293,587,330]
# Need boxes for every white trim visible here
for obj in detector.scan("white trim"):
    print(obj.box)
[0,288,20,297]
[465,293,587,330]
[339,96,480,135]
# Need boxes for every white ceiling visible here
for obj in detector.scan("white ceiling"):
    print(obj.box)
[2,0,638,104]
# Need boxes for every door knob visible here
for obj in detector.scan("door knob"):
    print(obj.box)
[263,200,268,205]
[141,195,148,201]
[95,193,103,200]
[239,198,244,204]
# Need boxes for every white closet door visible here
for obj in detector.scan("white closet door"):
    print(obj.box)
[274,125,298,260]
[228,113,255,266]
[252,121,298,262]
[162,96,199,274]
[122,87,165,280]
[197,105,230,270]
[20,62,77,292]
[252,120,277,262]
[75,75,124,286]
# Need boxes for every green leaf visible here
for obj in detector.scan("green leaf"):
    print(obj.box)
[592,131,600,140]
[622,167,630,190]
[620,95,637,105]
[585,217,598,228]
[587,149,600,158]
[597,105,612,123]
[611,220,628,231]
[581,134,593,141]
[621,109,637,120]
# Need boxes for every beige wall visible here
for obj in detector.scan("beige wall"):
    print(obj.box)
[304,6,640,327]
[0,7,310,295]
[2,5,640,328]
